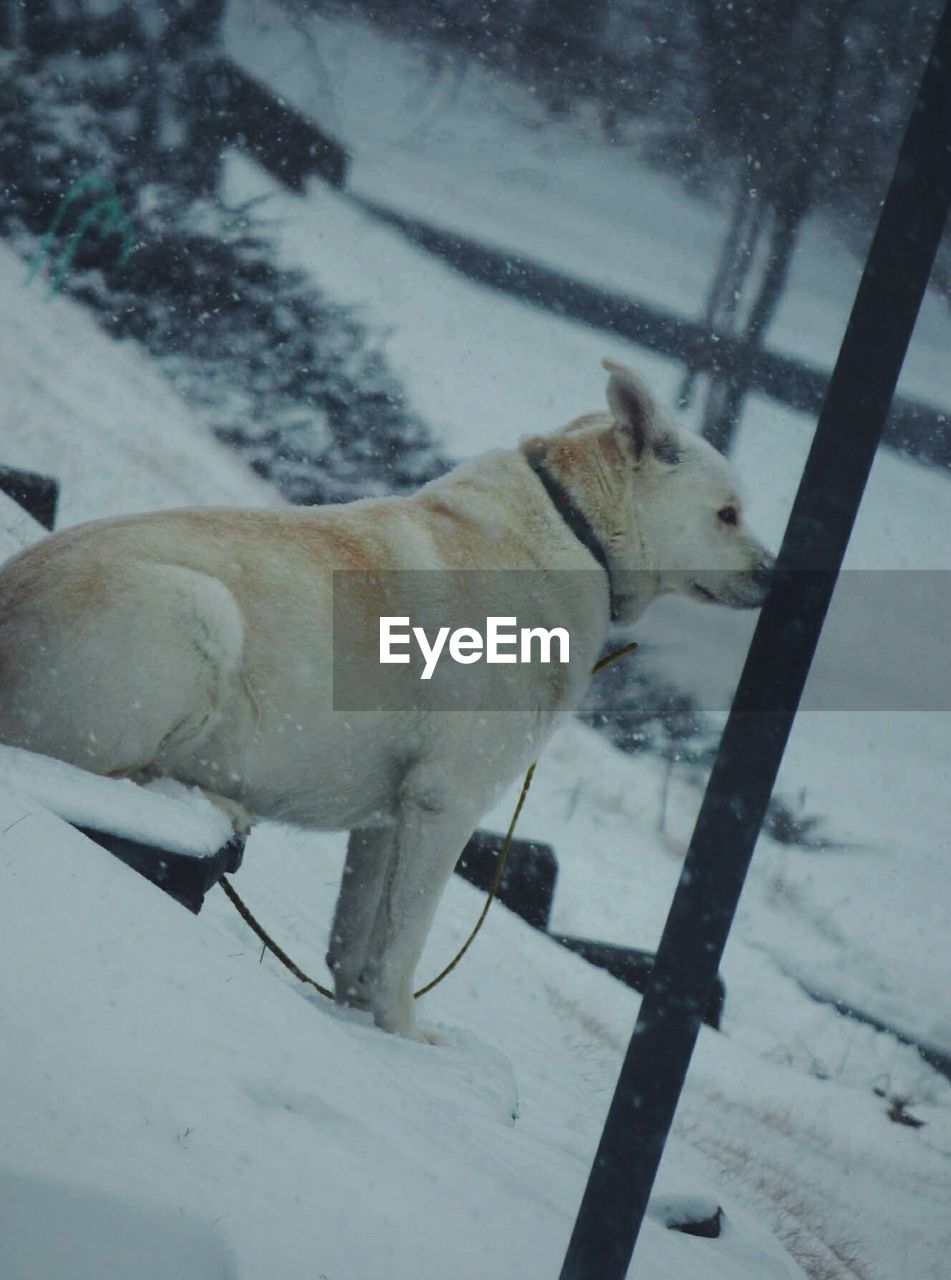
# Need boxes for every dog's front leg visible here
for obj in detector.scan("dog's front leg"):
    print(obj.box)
[363,772,481,1042]
[327,826,394,1010]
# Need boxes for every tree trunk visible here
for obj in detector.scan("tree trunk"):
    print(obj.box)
[678,170,767,409]
[21,0,56,53]
[0,0,16,49]
[697,0,855,453]
[149,0,226,192]
[519,0,608,108]
[700,204,804,451]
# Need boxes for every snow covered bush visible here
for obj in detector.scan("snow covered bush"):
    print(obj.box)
[0,51,446,505]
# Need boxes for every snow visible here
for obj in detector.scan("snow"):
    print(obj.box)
[0,798,808,1280]
[2,9,951,1279]
[0,745,232,856]
[0,242,276,526]
[223,1,951,411]
[0,1172,236,1280]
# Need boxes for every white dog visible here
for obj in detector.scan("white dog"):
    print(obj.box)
[0,362,773,1040]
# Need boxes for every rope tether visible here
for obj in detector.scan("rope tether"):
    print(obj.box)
[221,642,638,1000]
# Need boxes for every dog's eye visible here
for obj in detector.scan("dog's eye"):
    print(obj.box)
[717,506,738,526]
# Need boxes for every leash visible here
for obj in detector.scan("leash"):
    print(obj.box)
[221,642,638,1001]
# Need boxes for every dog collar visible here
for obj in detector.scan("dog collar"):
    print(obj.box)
[527,457,619,622]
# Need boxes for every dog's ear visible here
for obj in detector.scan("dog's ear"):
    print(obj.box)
[603,360,657,461]
[520,434,549,466]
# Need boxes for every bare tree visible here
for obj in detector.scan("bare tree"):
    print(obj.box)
[518,0,610,111]
[144,0,226,193]
[682,0,858,453]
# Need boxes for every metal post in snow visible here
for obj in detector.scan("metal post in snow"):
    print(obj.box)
[560,4,951,1276]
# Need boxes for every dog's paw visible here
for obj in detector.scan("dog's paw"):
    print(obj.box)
[412,1023,443,1046]
[332,975,372,1012]
[372,1001,440,1044]
[195,786,255,835]
[394,1021,441,1045]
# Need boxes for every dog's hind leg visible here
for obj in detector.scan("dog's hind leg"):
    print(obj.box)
[0,558,245,781]
[194,788,255,835]
[327,826,394,1010]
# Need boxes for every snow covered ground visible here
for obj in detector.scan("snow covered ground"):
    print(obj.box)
[221,3,951,1063]
[223,1,951,411]
[0,242,277,526]
[2,8,951,1278]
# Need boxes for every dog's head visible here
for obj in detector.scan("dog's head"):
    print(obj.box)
[523,361,775,624]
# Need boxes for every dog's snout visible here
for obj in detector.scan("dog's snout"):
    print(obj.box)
[751,554,775,591]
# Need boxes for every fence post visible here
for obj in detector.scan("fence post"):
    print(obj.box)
[560,4,951,1276]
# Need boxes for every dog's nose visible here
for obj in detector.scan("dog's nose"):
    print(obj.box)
[751,554,776,592]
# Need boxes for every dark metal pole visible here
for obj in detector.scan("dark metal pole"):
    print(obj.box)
[560,6,951,1276]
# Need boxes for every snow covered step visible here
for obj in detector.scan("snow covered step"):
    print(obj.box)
[0,746,233,854]
[0,486,48,563]
[648,1192,723,1238]
[74,824,245,915]
[211,57,348,190]
[456,829,557,930]
[454,834,726,1025]
[0,746,244,912]
[0,464,58,532]
[553,934,726,1030]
